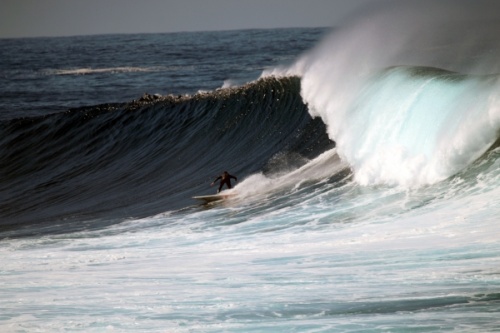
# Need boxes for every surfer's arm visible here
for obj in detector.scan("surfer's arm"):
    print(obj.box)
[211,176,222,186]
[230,175,237,181]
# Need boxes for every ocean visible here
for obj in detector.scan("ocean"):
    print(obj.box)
[1,2,500,332]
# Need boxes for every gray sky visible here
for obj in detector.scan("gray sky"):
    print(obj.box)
[0,0,374,38]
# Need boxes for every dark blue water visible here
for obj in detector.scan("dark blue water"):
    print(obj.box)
[0,28,326,120]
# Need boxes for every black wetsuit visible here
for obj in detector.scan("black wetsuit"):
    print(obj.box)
[213,172,237,193]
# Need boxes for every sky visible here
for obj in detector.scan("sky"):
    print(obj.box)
[0,0,375,38]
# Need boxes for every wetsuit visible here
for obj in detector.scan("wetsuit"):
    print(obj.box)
[212,172,237,193]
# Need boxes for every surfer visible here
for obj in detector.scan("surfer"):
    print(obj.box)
[211,171,237,193]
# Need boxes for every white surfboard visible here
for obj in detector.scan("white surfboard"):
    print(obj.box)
[192,192,236,203]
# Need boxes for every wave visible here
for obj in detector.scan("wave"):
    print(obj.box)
[43,66,186,76]
[278,0,500,187]
[0,77,333,234]
[3,2,500,235]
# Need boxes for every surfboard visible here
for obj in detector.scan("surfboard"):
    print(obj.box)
[192,193,236,203]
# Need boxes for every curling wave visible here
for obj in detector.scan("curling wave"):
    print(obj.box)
[286,0,500,187]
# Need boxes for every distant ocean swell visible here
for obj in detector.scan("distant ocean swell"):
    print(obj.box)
[0,76,333,235]
[45,66,178,76]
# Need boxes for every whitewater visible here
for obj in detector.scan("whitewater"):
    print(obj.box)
[1,1,500,332]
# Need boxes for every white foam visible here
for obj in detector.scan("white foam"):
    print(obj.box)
[2,156,499,332]
[233,149,346,200]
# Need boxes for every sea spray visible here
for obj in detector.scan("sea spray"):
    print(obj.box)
[289,0,500,187]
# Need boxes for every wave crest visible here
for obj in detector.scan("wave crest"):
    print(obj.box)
[291,1,500,187]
